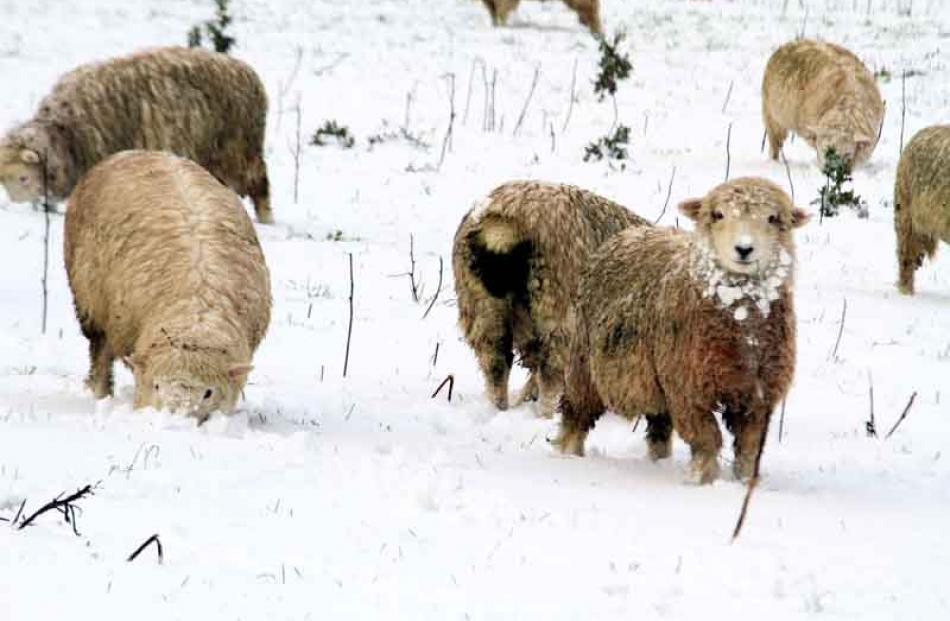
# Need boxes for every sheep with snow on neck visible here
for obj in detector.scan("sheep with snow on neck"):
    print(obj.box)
[554,177,809,484]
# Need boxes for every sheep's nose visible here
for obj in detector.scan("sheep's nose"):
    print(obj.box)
[735,244,754,260]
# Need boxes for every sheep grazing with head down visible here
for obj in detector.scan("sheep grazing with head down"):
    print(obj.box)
[762,39,883,169]
[65,151,272,422]
[453,181,647,417]
[0,47,273,223]
[895,125,950,295]
[480,0,602,34]
[554,177,809,484]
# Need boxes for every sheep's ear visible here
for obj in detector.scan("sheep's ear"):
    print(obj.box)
[20,149,40,165]
[678,198,703,222]
[791,208,811,228]
[228,364,253,382]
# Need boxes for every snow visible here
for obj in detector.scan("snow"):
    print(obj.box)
[2,0,950,619]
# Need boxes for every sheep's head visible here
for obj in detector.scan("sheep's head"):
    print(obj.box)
[0,144,45,203]
[680,177,809,278]
[128,349,252,422]
[811,113,875,169]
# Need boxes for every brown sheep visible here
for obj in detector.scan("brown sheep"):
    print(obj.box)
[0,47,273,223]
[895,125,950,295]
[480,0,602,34]
[762,39,883,169]
[65,151,272,421]
[453,181,647,417]
[553,178,809,484]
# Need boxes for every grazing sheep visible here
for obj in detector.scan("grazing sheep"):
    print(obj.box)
[762,39,883,169]
[0,47,273,223]
[65,151,271,421]
[480,0,602,34]
[894,125,950,295]
[453,181,647,417]
[554,178,809,484]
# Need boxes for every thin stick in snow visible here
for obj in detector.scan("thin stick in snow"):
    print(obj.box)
[406,234,419,302]
[292,97,302,204]
[463,57,484,126]
[780,149,795,203]
[778,399,787,443]
[731,411,772,541]
[829,298,847,361]
[721,80,734,114]
[562,57,578,133]
[18,484,96,532]
[653,165,676,225]
[899,70,907,154]
[431,342,440,367]
[431,374,455,402]
[40,150,51,334]
[885,391,918,440]
[724,122,733,182]
[422,256,444,319]
[866,370,878,437]
[343,253,354,378]
[513,65,540,137]
[127,534,164,564]
[438,73,456,170]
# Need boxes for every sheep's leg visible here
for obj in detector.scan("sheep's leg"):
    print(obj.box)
[535,360,564,419]
[763,106,786,161]
[897,229,936,296]
[564,0,602,34]
[723,405,769,481]
[247,154,273,224]
[84,326,114,399]
[552,334,603,456]
[672,402,722,484]
[512,371,538,406]
[645,413,673,461]
[473,321,514,411]
[494,0,519,25]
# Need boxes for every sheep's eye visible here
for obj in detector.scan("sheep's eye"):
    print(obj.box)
[768,214,781,226]
[18,176,28,184]
[711,210,724,222]
[154,383,159,390]
[203,389,213,400]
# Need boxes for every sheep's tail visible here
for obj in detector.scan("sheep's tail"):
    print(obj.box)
[467,215,532,301]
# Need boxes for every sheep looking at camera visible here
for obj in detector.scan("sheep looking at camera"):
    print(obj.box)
[554,177,809,484]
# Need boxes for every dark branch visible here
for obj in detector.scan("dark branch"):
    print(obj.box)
[127,533,164,564]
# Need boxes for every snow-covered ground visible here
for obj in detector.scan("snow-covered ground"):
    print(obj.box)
[2,0,949,618]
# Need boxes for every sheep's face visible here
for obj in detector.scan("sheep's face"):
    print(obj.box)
[0,148,44,203]
[812,114,874,169]
[680,178,810,277]
[130,354,253,422]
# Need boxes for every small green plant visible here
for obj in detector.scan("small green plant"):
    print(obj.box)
[187,0,236,54]
[812,148,866,219]
[325,229,344,242]
[593,31,633,102]
[584,124,630,163]
[311,121,355,149]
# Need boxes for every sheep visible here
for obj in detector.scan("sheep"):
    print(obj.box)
[0,46,273,223]
[894,125,950,295]
[480,0,602,34]
[64,150,272,421]
[762,39,883,169]
[553,177,809,484]
[452,180,647,417]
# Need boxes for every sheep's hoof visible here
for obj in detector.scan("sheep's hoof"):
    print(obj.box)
[897,282,914,296]
[535,394,558,420]
[257,212,275,225]
[489,390,509,411]
[647,439,672,461]
[512,378,538,407]
[551,427,585,456]
[733,454,756,481]
[685,454,719,485]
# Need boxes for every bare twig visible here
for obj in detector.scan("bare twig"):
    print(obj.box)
[829,298,847,361]
[513,65,541,137]
[431,342,440,367]
[41,150,51,334]
[899,70,907,154]
[407,235,419,302]
[343,253,354,378]
[885,391,918,440]
[778,399,787,443]
[463,58,484,126]
[653,165,676,225]
[437,73,456,170]
[721,80,734,113]
[18,484,96,532]
[562,57,578,133]
[292,97,302,204]
[724,122,733,182]
[731,411,772,541]
[431,374,455,402]
[127,534,163,564]
[780,149,795,203]
[866,370,877,437]
[760,128,767,154]
[422,256,444,319]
